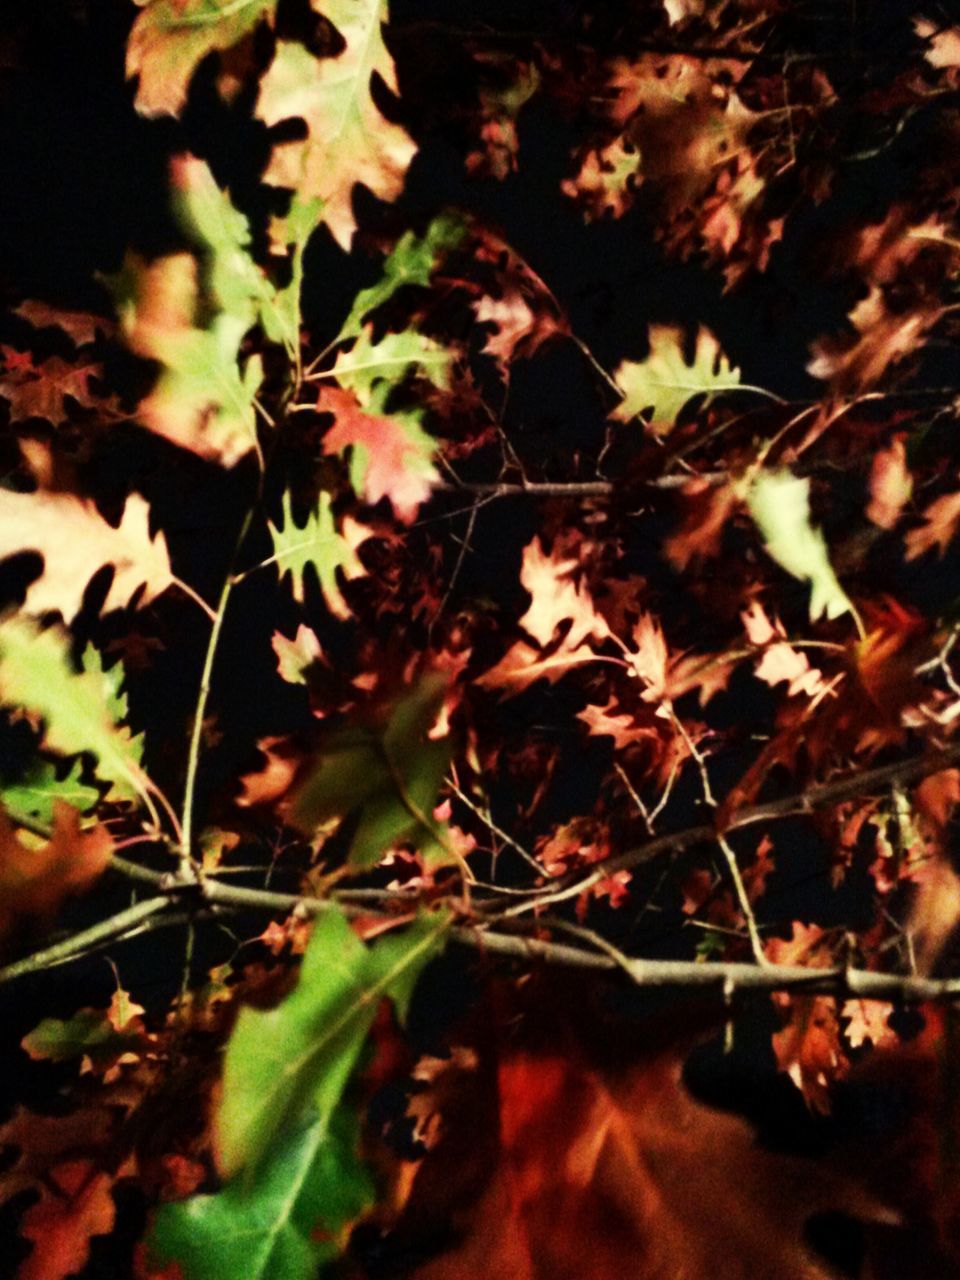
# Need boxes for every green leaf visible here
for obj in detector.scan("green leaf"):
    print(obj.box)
[217,905,449,1177]
[0,619,146,803]
[255,0,416,249]
[21,1008,143,1068]
[745,470,853,622]
[113,251,262,466]
[268,196,325,351]
[332,326,454,404]
[267,492,372,619]
[127,0,277,119]
[289,673,454,867]
[337,213,467,342]
[1,760,98,828]
[611,324,741,436]
[148,1105,373,1280]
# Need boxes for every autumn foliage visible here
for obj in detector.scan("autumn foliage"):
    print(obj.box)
[4,0,960,1276]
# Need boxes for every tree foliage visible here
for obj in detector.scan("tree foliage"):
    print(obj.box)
[3,0,960,1277]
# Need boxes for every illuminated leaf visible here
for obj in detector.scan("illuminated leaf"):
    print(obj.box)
[217,904,449,1175]
[337,213,466,342]
[127,0,276,118]
[611,325,741,436]
[272,625,323,685]
[114,251,262,466]
[746,471,853,622]
[267,491,372,619]
[149,1107,372,1280]
[256,0,417,249]
[0,620,146,802]
[331,325,453,404]
[320,385,438,522]
[1,760,98,828]
[0,490,172,622]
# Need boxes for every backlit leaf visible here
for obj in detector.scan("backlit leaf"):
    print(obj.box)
[217,904,449,1176]
[256,0,416,249]
[114,251,262,466]
[320,385,439,522]
[0,490,172,622]
[127,0,276,119]
[337,214,467,342]
[0,619,147,802]
[611,325,741,436]
[746,470,853,622]
[1,760,98,828]
[149,1106,373,1280]
[267,491,372,619]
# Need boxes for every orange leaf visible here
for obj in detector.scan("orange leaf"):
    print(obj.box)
[19,1160,116,1280]
[0,802,113,938]
[413,1048,888,1280]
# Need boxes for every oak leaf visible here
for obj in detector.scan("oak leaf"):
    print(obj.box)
[476,539,611,695]
[0,620,146,803]
[413,1048,890,1280]
[19,1160,117,1280]
[272,625,324,685]
[320,385,438,523]
[611,325,741,437]
[746,470,853,622]
[256,0,416,249]
[0,801,113,938]
[808,287,942,394]
[267,491,372,618]
[14,301,113,347]
[0,349,111,425]
[0,490,172,622]
[905,484,960,560]
[127,0,276,118]
[115,251,262,466]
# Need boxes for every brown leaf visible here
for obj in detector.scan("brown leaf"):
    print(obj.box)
[0,802,113,939]
[0,350,109,425]
[866,436,912,530]
[412,1048,889,1280]
[14,301,113,347]
[905,485,960,560]
[807,288,942,394]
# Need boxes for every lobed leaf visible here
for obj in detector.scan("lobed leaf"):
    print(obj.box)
[256,0,417,249]
[0,620,146,802]
[0,490,172,623]
[127,0,277,118]
[611,324,741,436]
[267,491,372,618]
